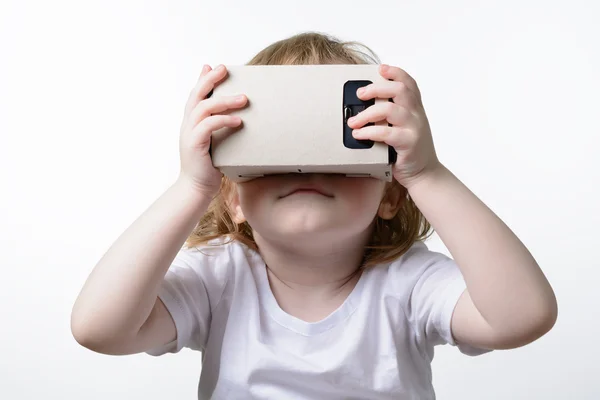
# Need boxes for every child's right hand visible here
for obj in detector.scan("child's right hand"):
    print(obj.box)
[72,64,248,356]
[178,64,247,198]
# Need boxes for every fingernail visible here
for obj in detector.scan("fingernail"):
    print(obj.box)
[380,64,389,71]
[348,116,355,124]
[357,88,365,96]
[216,64,225,71]
[236,95,245,102]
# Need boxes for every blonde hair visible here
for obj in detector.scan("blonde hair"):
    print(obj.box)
[186,32,433,267]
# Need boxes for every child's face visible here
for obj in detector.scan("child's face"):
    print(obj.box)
[229,173,395,243]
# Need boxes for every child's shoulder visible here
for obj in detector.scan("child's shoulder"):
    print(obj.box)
[370,241,464,314]
[164,236,260,294]
[177,235,259,270]
[387,240,452,267]
[381,240,458,284]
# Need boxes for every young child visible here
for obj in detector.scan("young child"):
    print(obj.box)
[71,32,557,399]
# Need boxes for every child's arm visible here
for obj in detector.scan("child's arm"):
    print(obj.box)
[71,179,212,355]
[349,64,557,350]
[71,64,247,355]
[407,165,557,350]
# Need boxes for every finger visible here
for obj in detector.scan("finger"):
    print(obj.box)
[190,114,242,149]
[184,65,211,115]
[189,94,248,125]
[347,102,412,129]
[184,65,228,116]
[378,64,422,102]
[200,64,211,78]
[196,65,228,98]
[351,124,412,150]
[356,80,419,110]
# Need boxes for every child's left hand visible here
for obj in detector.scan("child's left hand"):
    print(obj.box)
[347,64,441,189]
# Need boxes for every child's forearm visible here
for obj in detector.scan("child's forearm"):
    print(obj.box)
[71,177,212,348]
[407,164,557,336]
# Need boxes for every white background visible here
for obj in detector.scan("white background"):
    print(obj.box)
[1,0,598,398]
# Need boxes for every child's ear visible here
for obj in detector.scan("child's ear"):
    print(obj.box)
[231,204,246,224]
[377,182,406,220]
[226,186,247,224]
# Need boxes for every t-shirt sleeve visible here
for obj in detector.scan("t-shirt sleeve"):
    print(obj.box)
[392,242,491,356]
[146,243,231,356]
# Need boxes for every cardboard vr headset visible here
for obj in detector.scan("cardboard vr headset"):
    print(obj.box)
[209,64,396,182]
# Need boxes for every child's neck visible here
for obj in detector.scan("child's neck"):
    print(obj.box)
[252,229,371,322]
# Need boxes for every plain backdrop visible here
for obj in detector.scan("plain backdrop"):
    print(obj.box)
[1,0,599,399]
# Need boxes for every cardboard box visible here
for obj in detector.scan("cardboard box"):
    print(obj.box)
[210,64,395,182]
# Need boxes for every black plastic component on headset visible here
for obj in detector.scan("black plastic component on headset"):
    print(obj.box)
[343,80,375,149]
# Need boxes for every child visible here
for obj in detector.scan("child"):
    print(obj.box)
[71,32,557,399]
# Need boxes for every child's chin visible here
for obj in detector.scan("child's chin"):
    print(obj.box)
[270,217,337,236]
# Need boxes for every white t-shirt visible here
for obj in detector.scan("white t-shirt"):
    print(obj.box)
[147,237,489,399]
